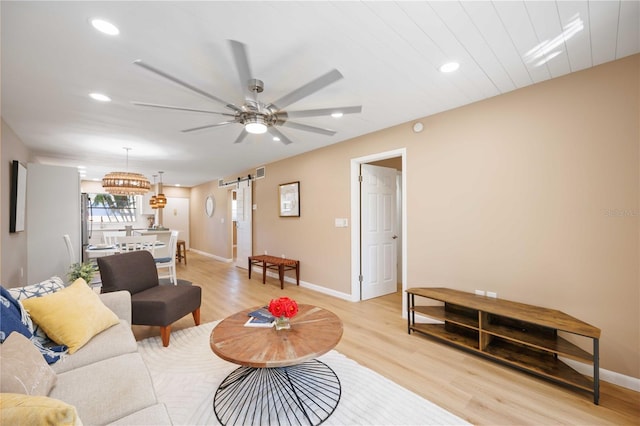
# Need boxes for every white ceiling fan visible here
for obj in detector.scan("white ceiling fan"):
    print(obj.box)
[132,40,362,145]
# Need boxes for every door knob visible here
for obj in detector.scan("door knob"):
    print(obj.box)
[392,235,398,239]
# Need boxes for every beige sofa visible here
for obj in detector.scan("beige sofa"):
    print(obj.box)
[2,289,172,425]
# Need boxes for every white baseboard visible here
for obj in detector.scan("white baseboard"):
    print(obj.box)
[189,249,232,263]
[560,357,640,392]
[412,314,640,392]
[252,266,353,301]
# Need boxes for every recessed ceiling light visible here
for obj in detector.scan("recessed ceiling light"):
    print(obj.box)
[91,18,119,36]
[439,62,460,73]
[331,112,344,118]
[89,93,111,102]
[272,136,281,142]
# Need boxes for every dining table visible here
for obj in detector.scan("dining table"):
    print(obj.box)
[85,241,165,258]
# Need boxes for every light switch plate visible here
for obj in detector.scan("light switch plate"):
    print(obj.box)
[334,218,348,227]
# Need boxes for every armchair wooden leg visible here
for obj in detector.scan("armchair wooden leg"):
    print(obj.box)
[192,307,201,326]
[160,325,171,347]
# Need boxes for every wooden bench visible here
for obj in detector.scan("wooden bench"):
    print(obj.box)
[248,255,300,289]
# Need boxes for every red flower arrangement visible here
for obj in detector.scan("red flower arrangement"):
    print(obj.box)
[268,297,298,319]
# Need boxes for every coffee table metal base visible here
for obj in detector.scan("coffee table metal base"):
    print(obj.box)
[213,360,341,426]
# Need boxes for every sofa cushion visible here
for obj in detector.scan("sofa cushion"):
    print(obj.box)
[131,284,202,326]
[98,251,159,295]
[0,393,81,426]
[50,353,159,425]
[0,332,57,395]
[50,320,138,374]
[22,279,119,354]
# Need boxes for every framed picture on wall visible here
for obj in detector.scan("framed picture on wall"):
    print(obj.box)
[279,181,300,217]
[9,160,27,233]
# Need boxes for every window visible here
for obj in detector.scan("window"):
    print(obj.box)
[87,193,137,223]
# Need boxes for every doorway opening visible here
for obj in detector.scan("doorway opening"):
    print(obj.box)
[230,180,252,269]
[350,148,407,311]
[231,189,237,262]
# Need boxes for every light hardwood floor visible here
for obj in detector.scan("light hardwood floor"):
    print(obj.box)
[132,251,640,425]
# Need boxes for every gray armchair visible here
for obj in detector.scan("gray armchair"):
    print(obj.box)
[97,250,201,347]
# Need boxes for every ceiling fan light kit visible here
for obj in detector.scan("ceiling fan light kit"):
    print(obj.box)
[245,116,268,134]
[132,39,362,145]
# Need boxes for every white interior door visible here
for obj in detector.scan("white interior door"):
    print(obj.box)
[235,181,252,269]
[361,164,398,300]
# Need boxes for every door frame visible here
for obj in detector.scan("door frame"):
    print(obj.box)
[350,148,407,305]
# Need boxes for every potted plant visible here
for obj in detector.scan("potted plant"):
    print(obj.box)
[67,261,97,284]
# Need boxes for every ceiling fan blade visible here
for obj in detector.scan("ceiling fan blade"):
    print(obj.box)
[181,120,238,133]
[233,129,249,144]
[281,121,336,136]
[131,101,236,117]
[228,40,253,100]
[268,127,293,145]
[285,105,362,118]
[134,60,242,113]
[269,69,343,110]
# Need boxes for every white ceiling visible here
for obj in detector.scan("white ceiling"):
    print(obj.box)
[2,1,638,187]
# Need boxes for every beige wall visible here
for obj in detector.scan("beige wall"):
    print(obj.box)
[189,181,231,259]
[195,56,638,379]
[1,119,31,286]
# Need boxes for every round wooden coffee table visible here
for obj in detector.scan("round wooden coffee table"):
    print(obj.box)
[210,304,343,425]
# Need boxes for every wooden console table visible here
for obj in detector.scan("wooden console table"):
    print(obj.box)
[407,287,601,404]
[248,255,300,289]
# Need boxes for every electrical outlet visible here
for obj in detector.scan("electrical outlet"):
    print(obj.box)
[487,291,497,298]
[474,290,485,296]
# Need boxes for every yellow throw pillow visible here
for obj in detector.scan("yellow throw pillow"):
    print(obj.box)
[0,393,81,426]
[22,279,119,354]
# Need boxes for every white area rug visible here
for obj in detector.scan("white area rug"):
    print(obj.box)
[137,322,469,425]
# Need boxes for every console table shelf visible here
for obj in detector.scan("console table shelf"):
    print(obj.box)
[407,287,600,404]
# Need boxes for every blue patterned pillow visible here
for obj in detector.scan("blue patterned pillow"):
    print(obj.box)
[9,277,65,344]
[4,280,68,364]
[8,277,65,299]
[0,286,32,342]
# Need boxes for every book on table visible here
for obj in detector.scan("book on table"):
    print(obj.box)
[244,307,275,327]
[244,316,275,328]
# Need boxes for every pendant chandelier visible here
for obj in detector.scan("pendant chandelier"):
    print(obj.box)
[149,171,167,209]
[149,175,158,209]
[102,147,151,195]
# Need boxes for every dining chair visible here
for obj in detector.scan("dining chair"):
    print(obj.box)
[115,235,157,256]
[103,231,126,246]
[63,234,75,267]
[156,230,179,285]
